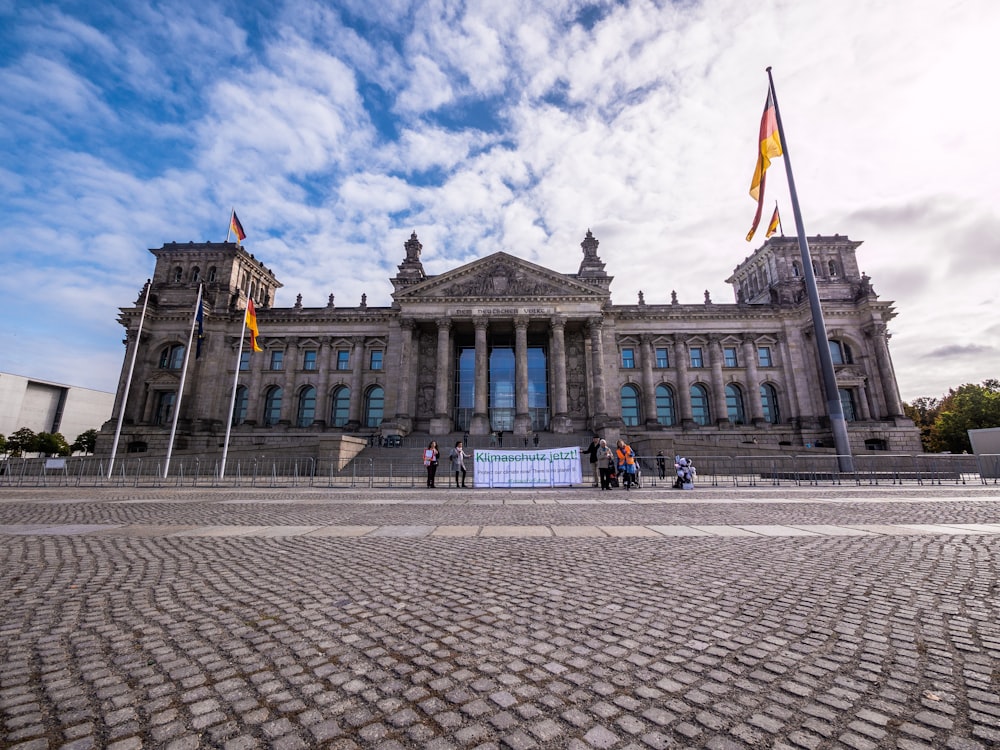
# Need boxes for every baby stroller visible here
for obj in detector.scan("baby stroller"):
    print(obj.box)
[674,456,696,489]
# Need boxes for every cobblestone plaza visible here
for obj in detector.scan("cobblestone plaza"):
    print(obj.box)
[2,485,998,749]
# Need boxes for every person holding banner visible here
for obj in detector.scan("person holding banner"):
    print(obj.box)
[423,441,440,488]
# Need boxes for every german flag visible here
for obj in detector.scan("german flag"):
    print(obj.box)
[246,297,262,352]
[746,89,783,241]
[230,210,246,246]
[765,204,781,238]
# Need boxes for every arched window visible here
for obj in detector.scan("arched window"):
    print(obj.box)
[263,386,283,426]
[792,261,800,277]
[828,339,854,365]
[330,386,350,427]
[828,260,839,276]
[296,386,316,427]
[159,344,185,369]
[725,384,746,424]
[208,266,217,282]
[173,266,183,282]
[690,384,711,426]
[812,260,821,276]
[154,391,176,426]
[839,388,857,422]
[760,383,780,424]
[232,386,248,426]
[191,266,200,282]
[365,385,384,428]
[620,384,640,427]
[655,384,675,426]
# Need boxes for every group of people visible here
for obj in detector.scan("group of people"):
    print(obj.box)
[584,436,640,490]
[423,440,469,488]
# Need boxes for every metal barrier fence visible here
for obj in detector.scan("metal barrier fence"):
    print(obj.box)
[2,453,998,489]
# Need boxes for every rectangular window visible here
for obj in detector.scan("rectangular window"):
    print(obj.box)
[724,347,738,368]
[690,347,703,368]
[370,350,383,371]
[757,346,773,367]
[239,351,250,371]
[269,351,283,371]
[336,350,350,370]
[303,350,317,370]
[655,347,669,368]
[621,348,635,369]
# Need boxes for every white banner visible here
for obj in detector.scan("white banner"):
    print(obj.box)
[472,446,583,488]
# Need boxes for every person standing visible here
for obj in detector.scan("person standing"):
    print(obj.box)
[656,450,666,480]
[584,435,601,487]
[615,439,636,490]
[450,440,468,488]
[497,430,504,447]
[596,439,614,490]
[423,441,440,488]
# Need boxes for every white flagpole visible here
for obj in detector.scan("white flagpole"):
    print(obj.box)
[226,208,233,243]
[107,279,151,479]
[220,286,252,479]
[164,285,203,479]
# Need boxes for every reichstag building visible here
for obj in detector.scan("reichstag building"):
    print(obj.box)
[100,230,920,458]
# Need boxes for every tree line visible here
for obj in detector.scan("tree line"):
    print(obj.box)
[904,379,1000,454]
[0,428,98,458]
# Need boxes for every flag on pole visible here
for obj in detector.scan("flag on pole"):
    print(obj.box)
[195,297,205,358]
[746,89,783,241]
[246,297,262,352]
[765,203,781,238]
[230,210,246,246]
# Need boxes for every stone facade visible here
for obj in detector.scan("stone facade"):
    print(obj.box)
[99,231,921,457]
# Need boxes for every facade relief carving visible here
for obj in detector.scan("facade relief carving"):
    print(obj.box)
[446,262,571,298]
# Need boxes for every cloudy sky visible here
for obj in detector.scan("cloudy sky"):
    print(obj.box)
[1,0,997,403]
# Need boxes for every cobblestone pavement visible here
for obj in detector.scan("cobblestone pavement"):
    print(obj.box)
[2,486,999,749]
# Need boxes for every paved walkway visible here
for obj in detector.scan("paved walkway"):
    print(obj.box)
[2,485,999,749]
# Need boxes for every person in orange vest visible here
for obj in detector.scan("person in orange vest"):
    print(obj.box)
[615,439,637,490]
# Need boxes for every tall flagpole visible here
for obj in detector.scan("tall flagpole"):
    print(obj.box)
[107,279,151,479]
[164,284,203,479]
[766,67,853,471]
[226,208,233,243]
[220,286,252,479]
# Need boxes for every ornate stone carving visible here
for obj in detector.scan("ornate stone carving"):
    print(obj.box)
[447,261,568,298]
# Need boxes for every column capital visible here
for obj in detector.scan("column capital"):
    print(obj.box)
[549,315,567,330]
[473,316,489,331]
[514,315,529,330]
[436,317,452,331]
[639,333,654,346]
[586,316,603,332]
[352,335,366,346]
[399,317,416,331]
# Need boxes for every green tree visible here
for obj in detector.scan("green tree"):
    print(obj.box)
[72,428,99,455]
[927,380,1000,454]
[903,396,941,452]
[0,433,6,456]
[36,432,71,457]
[8,427,38,457]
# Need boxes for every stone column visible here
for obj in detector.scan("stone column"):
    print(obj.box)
[315,337,333,427]
[393,318,415,432]
[640,334,658,428]
[281,341,297,425]
[869,324,904,417]
[856,381,873,421]
[430,318,453,434]
[709,337,729,426]
[550,316,572,433]
[673,336,694,428]
[742,336,765,424]
[514,316,531,435]
[587,317,609,426]
[346,336,365,429]
[470,317,490,435]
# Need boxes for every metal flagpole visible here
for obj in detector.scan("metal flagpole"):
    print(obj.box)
[220,286,252,479]
[226,208,233,243]
[107,279,151,479]
[766,67,854,471]
[164,284,203,479]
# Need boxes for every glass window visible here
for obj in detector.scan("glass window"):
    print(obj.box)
[330,386,350,427]
[303,351,317,370]
[690,347,704,368]
[760,383,780,424]
[829,339,853,365]
[154,391,176,426]
[208,267,217,282]
[232,386,248,426]
[724,347,738,367]
[297,386,316,427]
[655,347,669,368]
[655,385,675,426]
[172,266,183,282]
[239,351,250,371]
[621,348,635,369]
[757,346,772,367]
[691,384,711,426]
[725,384,746,424]
[620,384,640,427]
[365,386,384,428]
[263,386,283,426]
[829,260,839,276]
[454,347,475,432]
[839,388,857,422]
[269,351,283,371]
[370,350,383,371]
[792,261,800,277]
[191,267,200,282]
[336,350,350,370]
[159,345,185,370]
[527,346,549,432]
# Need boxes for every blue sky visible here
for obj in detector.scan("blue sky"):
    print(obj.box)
[1,0,998,402]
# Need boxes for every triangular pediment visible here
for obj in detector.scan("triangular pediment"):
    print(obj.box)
[393,252,607,302]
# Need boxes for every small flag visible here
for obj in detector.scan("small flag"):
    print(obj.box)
[765,203,781,238]
[230,210,246,246]
[246,297,262,352]
[195,298,205,358]
[746,89,783,241]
